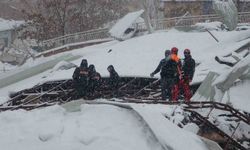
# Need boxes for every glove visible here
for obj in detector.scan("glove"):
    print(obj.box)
[150,73,154,78]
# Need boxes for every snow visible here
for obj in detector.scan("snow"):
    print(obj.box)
[223,79,250,111]
[51,61,77,72]
[0,102,210,150]
[1,25,250,149]
[131,104,209,150]
[194,21,223,31]
[183,123,200,134]
[213,0,238,31]
[0,18,24,32]
[1,28,250,107]
[192,107,250,149]
[109,10,144,40]
[0,104,160,150]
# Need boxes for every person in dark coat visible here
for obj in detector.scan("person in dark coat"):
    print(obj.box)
[181,49,195,101]
[72,59,89,97]
[88,64,102,95]
[150,50,178,100]
[107,65,120,90]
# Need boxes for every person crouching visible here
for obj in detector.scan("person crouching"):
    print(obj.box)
[72,59,89,97]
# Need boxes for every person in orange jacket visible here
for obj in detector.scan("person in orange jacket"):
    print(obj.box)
[170,47,183,102]
[171,47,195,102]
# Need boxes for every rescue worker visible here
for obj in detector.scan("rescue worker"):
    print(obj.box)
[170,47,183,102]
[150,50,178,100]
[88,64,102,95]
[72,59,89,97]
[181,49,195,101]
[107,65,120,90]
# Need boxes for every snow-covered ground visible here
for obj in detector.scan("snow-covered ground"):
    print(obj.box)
[1,104,158,150]
[0,25,250,150]
[0,101,212,150]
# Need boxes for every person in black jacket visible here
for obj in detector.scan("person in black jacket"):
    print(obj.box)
[181,49,196,101]
[88,64,101,95]
[107,65,120,90]
[150,50,178,100]
[72,59,89,97]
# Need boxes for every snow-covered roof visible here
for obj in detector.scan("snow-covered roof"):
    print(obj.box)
[109,10,144,40]
[0,18,25,32]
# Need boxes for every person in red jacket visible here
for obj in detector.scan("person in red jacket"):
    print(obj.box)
[171,48,196,102]
[170,47,183,102]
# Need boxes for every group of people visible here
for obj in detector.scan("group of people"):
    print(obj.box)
[150,47,195,102]
[72,47,195,102]
[72,59,120,97]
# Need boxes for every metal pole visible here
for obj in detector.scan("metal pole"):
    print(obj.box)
[224,122,240,150]
[206,29,219,42]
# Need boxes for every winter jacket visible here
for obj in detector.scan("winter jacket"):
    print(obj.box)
[72,67,89,84]
[152,57,178,79]
[89,71,101,80]
[182,56,195,80]
[108,70,120,88]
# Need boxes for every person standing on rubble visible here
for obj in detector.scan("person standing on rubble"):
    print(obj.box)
[150,50,178,101]
[107,65,120,90]
[181,48,195,102]
[107,65,120,97]
[170,47,184,102]
[88,64,102,96]
[72,59,89,97]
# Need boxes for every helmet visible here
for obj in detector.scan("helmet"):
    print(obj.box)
[184,49,191,55]
[171,47,178,54]
[107,65,114,71]
[89,64,95,72]
[165,50,171,57]
[80,59,88,68]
